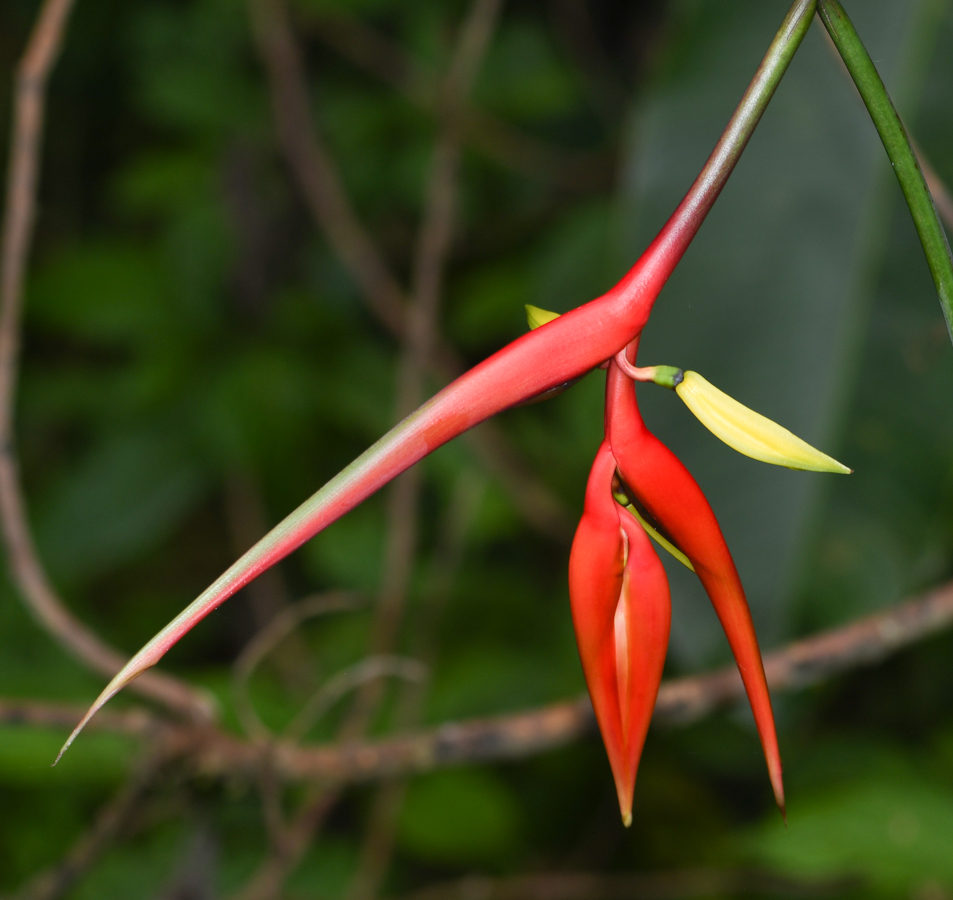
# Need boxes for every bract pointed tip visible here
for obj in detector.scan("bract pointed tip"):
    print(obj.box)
[54,709,94,765]
[622,810,633,828]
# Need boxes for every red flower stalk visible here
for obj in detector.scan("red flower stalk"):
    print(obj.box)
[569,441,671,826]
[58,0,817,781]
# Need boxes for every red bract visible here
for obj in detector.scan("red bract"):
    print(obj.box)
[569,441,670,826]
[605,346,785,816]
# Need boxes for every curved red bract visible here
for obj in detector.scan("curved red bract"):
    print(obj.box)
[605,353,785,815]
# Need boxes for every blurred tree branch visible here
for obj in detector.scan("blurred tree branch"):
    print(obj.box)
[241,2,504,894]
[0,0,214,724]
[303,7,613,192]
[4,574,952,786]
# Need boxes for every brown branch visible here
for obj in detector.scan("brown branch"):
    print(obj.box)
[0,0,214,723]
[235,5,505,897]
[396,868,855,900]
[196,576,953,785]
[10,577,952,789]
[0,697,156,734]
[249,0,573,543]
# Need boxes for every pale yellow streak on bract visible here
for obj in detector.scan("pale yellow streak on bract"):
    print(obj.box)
[675,371,851,474]
[525,305,561,330]
[624,505,695,572]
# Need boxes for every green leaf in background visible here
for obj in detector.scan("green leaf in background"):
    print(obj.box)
[818,0,953,341]
[398,768,522,866]
[36,427,207,585]
[743,771,953,893]
[617,0,953,663]
[0,727,133,788]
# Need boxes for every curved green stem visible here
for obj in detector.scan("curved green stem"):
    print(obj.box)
[817,0,953,344]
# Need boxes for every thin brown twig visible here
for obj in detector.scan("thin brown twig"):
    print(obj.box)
[343,9,502,894]
[346,476,487,900]
[0,0,214,723]
[349,0,503,728]
[249,0,407,336]
[236,5,505,896]
[249,0,572,543]
[231,590,364,740]
[3,575,953,783]
[304,8,612,191]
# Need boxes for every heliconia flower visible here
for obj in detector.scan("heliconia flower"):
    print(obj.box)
[605,349,786,815]
[569,441,670,826]
[56,0,819,783]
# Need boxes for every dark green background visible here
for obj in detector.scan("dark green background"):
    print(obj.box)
[1,0,952,896]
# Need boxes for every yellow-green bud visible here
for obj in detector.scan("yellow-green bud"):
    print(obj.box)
[675,371,851,474]
[525,305,561,330]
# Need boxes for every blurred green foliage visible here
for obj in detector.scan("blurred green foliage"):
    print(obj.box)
[1,0,953,896]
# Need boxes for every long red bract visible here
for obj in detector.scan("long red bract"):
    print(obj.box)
[604,355,785,814]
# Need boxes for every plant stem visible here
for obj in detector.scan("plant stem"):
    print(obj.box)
[818,0,953,344]
[629,0,817,284]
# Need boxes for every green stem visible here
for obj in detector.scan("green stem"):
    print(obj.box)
[635,0,817,282]
[817,0,953,344]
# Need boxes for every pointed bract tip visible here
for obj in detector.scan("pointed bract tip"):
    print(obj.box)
[54,707,96,766]
[54,663,147,764]
[622,811,633,828]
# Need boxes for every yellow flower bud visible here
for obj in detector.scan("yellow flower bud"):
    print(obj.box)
[675,371,851,474]
[525,305,561,330]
